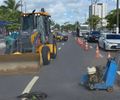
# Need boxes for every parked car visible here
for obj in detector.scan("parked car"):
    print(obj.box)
[87,31,100,42]
[98,33,120,50]
[55,32,68,42]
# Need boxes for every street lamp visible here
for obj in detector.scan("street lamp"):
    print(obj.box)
[116,0,119,34]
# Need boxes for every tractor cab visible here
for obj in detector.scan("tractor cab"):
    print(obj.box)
[21,10,51,39]
[10,9,53,53]
[21,9,51,43]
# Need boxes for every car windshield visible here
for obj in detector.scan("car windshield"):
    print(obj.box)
[106,34,120,39]
[91,31,100,35]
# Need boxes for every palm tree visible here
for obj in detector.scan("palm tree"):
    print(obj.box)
[0,0,21,30]
[3,0,21,12]
[0,6,8,20]
[3,0,21,21]
[87,15,100,30]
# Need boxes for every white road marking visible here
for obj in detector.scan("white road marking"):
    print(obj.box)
[22,76,39,100]
[58,47,62,51]
[22,76,39,94]
[62,43,65,45]
[89,46,93,49]
[99,54,104,58]
[117,71,120,75]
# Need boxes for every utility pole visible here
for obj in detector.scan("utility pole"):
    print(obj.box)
[91,0,93,31]
[20,0,23,13]
[116,0,119,34]
[24,1,27,13]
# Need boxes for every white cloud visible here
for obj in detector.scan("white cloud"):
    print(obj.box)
[47,1,66,15]
[0,0,4,5]
[0,0,118,24]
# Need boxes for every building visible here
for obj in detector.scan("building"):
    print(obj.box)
[89,3,107,27]
[89,3,107,18]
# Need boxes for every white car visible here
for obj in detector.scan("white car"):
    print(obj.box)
[98,33,120,50]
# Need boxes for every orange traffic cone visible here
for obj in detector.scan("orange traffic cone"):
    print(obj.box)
[84,41,89,51]
[81,40,85,48]
[81,40,84,48]
[96,45,100,58]
[78,38,82,44]
[76,38,82,46]
[107,52,111,59]
[76,38,79,44]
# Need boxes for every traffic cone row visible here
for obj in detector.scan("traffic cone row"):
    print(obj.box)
[77,39,112,59]
[76,38,90,51]
[77,38,83,45]
[95,45,112,59]
[84,41,89,51]
[76,38,84,47]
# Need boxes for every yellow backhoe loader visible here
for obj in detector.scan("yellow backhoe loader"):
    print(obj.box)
[0,8,57,74]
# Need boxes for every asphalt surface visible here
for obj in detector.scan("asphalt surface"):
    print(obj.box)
[0,35,120,100]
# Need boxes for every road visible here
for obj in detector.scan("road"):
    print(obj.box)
[0,35,120,100]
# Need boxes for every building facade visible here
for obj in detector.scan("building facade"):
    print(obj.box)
[89,3,107,27]
[89,3,107,18]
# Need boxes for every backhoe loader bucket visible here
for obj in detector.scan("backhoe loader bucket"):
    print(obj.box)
[0,53,41,75]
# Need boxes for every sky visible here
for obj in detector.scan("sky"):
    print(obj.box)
[0,0,119,25]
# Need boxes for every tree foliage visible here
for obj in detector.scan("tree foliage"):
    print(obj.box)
[61,22,75,32]
[0,0,21,30]
[105,9,120,30]
[87,15,100,30]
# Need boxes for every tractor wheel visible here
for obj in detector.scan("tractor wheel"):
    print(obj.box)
[107,87,113,92]
[42,46,51,65]
[51,43,57,59]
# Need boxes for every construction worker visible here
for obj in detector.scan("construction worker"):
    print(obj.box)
[76,27,80,37]
[75,21,80,37]
[4,33,15,54]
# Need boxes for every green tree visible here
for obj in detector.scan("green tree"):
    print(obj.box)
[3,0,21,11]
[0,0,21,30]
[61,23,75,32]
[87,15,100,30]
[50,19,55,26]
[54,23,60,30]
[0,6,8,20]
[105,9,120,30]
[65,24,75,31]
